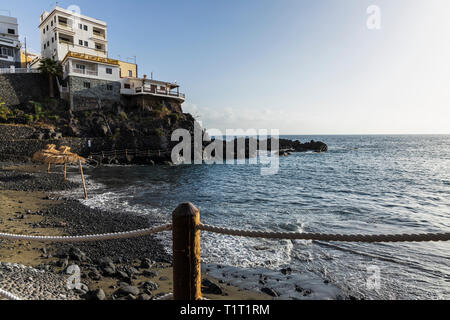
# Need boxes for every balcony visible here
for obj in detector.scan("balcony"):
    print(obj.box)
[72,68,98,76]
[122,86,185,100]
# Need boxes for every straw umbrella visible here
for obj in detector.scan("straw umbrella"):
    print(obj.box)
[32,144,60,173]
[32,145,88,199]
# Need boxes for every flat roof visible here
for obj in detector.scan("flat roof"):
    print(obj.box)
[0,15,18,25]
[39,6,107,28]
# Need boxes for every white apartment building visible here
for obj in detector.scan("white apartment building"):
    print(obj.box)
[0,14,21,68]
[39,6,108,62]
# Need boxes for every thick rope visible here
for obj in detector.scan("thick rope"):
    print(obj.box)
[154,293,173,300]
[0,224,172,243]
[198,224,450,243]
[0,288,22,301]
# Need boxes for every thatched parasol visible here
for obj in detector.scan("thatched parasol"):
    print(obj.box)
[32,145,88,199]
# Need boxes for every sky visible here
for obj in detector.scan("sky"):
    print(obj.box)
[4,0,450,134]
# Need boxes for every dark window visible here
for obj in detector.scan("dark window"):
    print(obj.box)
[79,40,83,45]
[124,84,131,89]
[46,25,48,31]
[54,16,56,22]
[7,29,15,35]
[84,25,88,31]
[84,41,88,47]
[55,32,57,37]
[106,68,112,74]
[44,44,46,49]
[128,70,133,77]
[106,84,113,91]
[43,29,45,34]
[83,82,91,89]
[51,21,53,27]
[79,24,82,29]
[51,37,54,43]
[47,41,50,46]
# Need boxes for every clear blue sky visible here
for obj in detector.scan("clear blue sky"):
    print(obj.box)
[5,0,450,134]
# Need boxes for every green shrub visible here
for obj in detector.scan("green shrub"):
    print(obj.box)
[168,113,179,122]
[24,114,34,123]
[0,104,13,122]
[152,128,164,137]
[119,111,128,121]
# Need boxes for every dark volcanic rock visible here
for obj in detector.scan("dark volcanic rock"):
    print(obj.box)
[0,171,79,192]
[202,279,223,295]
[261,287,279,297]
[43,200,171,265]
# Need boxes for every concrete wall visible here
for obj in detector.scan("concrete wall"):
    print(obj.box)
[0,73,50,107]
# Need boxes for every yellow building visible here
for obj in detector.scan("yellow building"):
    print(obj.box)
[118,60,138,78]
[20,50,40,68]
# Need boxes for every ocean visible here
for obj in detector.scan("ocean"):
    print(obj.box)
[75,135,450,299]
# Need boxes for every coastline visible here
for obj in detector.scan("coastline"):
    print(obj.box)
[0,163,269,300]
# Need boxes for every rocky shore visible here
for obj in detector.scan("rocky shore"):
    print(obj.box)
[0,165,268,300]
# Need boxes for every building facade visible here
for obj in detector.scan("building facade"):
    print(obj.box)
[38,6,184,112]
[39,6,107,61]
[0,15,21,68]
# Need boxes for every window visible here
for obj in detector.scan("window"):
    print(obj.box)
[54,16,57,22]
[55,32,57,37]
[84,25,88,31]
[84,41,88,47]
[106,84,113,91]
[83,82,91,89]
[128,70,133,77]
[51,37,54,43]
[7,29,15,35]
[46,25,48,31]
[79,24,82,29]
[51,21,53,27]
[47,41,50,46]
[106,68,112,74]
[43,29,45,34]
[79,40,83,45]
[95,44,103,50]
[1,47,14,57]
[124,84,131,89]
[76,64,86,70]
[44,44,46,49]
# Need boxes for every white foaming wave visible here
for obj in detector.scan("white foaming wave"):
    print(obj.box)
[201,227,298,269]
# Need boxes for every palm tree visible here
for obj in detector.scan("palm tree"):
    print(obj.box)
[38,58,63,98]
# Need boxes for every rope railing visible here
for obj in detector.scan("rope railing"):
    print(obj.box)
[198,224,450,243]
[0,224,172,243]
[1,202,450,301]
[0,288,22,301]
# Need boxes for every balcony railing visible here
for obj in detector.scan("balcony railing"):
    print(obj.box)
[133,86,185,99]
[72,68,98,76]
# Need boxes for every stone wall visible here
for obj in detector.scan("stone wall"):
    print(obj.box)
[0,73,50,107]
[0,124,38,140]
[68,76,121,111]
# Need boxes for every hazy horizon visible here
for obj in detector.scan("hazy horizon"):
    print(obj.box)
[10,0,450,135]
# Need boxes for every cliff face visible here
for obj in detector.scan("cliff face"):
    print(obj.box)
[0,97,197,163]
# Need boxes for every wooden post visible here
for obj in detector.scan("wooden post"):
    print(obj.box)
[47,163,51,173]
[172,203,202,300]
[63,163,67,181]
[78,160,88,200]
